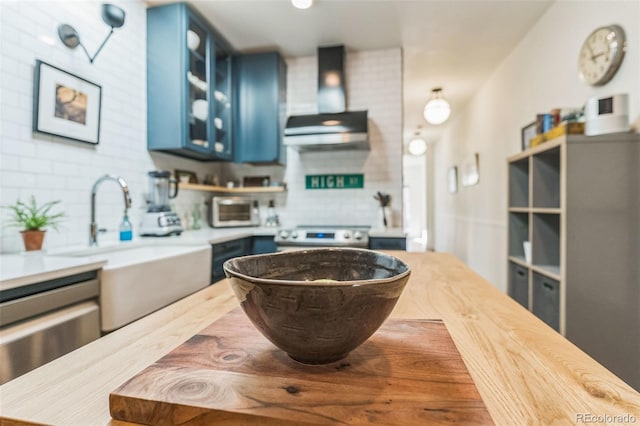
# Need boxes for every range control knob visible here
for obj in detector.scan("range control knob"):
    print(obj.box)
[279,230,290,239]
[354,231,364,240]
[291,231,299,239]
[343,231,351,239]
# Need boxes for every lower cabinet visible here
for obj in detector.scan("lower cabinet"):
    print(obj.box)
[211,237,251,283]
[532,272,560,332]
[211,236,277,283]
[368,237,407,250]
[508,262,529,308]
[252,236,277,254]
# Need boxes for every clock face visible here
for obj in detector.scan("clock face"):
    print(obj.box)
[578,25,626,86]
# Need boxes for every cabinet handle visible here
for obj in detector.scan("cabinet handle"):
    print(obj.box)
[517,270,525,277]
[543,282,554,291]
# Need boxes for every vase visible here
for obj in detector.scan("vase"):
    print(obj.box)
[377,206,391,230]
[523,241,531,264]
[21,230,46,251]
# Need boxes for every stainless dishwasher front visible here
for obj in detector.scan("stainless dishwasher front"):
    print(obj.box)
[0,271,101,384]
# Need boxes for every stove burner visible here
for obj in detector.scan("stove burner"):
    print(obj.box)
[275,226,370,248]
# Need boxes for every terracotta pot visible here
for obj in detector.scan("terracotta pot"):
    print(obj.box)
[21,230,46,251]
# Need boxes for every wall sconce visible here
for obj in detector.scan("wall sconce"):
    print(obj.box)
[423,87,451,125]
[407,127,427,156]
[58,3,126,64]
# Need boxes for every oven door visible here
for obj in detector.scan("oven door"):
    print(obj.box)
[211,197,258,227]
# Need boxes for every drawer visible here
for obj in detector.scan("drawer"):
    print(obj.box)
[532,272,560,332]
[211,237,252,283]
[368,237,407,250]
[508,262,529,308]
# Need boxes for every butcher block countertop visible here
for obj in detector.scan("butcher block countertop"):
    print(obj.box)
[1,252,639,425]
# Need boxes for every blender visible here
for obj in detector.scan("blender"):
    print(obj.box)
[140,170,183,236]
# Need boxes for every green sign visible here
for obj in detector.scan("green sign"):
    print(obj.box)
[306,174,364,189]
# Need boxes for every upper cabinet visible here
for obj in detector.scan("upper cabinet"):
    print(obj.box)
[147,3,233,161]
[233,52,287,164]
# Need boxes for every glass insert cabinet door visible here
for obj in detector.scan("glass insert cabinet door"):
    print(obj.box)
[214,42,232,159]
[186,16,212,155]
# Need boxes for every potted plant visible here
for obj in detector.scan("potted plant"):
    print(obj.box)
[2,196,65,251]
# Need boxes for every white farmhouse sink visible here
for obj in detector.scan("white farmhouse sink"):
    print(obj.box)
[53,244,211,332]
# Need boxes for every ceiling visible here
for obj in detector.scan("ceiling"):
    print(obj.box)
[150,0,553,145]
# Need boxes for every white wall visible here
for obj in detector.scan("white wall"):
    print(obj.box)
[434,1,640,292]
[280,48,403,228]
[0,1,220,252]
[196,48,404,229]
[0,1,402,251]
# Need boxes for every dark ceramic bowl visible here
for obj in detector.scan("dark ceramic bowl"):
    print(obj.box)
[223,248,411,364]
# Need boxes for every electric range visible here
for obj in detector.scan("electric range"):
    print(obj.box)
[274,225,370,248]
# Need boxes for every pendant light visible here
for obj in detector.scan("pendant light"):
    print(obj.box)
[423,87,451,125]
[407,127,427,156]
[291,0,313,9]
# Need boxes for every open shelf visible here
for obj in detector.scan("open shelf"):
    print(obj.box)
[532,146,560,208]
[530,264,561,281]
[508,158,529,208]
[531,212,560,271]
[508,212,529,258]
[179,183,286,193]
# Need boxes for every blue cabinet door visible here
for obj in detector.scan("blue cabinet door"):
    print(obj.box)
[147,3,233,161]
[233,52,286,164]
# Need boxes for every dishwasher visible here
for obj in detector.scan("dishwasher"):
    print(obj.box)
[0,270,101,384]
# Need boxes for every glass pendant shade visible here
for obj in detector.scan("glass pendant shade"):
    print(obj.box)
[423,88,451,125]
[408,137,427,156]
[292,0,313,9]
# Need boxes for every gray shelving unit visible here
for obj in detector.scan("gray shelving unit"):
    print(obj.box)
[507,132,640,390]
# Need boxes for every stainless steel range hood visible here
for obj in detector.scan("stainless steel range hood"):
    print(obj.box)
[284,46,369,151]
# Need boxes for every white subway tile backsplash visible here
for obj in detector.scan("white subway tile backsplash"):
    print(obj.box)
[0,0,169,252]
[269,48,402,228]
[0,2,401,251]
[1,170,37,188]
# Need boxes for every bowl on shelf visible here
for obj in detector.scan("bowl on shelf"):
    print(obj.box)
[187,30,200,51]
[223,248,411,364]
[192,99,208,121]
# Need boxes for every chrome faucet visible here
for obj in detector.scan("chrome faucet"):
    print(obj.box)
[90,174,132,246]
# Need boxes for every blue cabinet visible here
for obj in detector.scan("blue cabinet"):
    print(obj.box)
[368,237,407,250]
[233,52,287,164]
[211,237,251,283]
[252,236,277,254]
[147,3,233,161]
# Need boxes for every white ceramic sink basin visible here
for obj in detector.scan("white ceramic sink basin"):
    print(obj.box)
[53,244,211,332]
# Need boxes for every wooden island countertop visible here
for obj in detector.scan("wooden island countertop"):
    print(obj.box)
[1,252,638,425]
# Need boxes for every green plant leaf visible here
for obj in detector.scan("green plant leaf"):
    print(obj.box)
[1,195,65,231]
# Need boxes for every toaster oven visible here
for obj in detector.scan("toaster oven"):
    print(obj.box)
[209,197,260,228]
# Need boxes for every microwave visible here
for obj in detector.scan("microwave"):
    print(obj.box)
[209,197,260,228]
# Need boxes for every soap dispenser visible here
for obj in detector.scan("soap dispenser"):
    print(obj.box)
[119,212,133,241]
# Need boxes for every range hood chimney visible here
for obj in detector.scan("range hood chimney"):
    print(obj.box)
[284,45,369,151]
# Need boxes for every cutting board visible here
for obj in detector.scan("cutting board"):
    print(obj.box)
[110,308,493,425]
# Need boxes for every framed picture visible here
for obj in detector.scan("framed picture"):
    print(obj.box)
[33,60,102,144]
[243,175,270,187]
[175,169,198,184]
[521,121,537,151]
[448,166,458,194]
[461,153,480,187]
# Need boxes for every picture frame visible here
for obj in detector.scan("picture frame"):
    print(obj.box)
[461,153,480,187]
[33,60,102,144]
[448,166,458,194]
[521,121,537,151]
[243,175,270,187]
[174,169,198,184]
